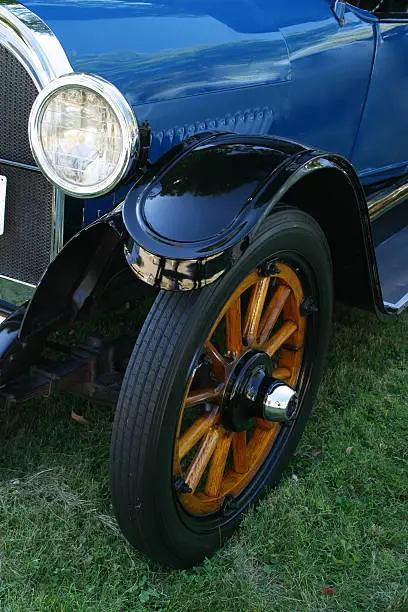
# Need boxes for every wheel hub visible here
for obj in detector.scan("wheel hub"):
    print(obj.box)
[222,350,299,432]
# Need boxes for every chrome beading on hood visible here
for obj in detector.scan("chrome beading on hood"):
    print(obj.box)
[0,1,72,89]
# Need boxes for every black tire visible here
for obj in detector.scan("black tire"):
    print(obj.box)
[110,208,333,568]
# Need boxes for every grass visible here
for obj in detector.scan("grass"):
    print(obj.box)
[0,278,34,307]
[0,302,407,611]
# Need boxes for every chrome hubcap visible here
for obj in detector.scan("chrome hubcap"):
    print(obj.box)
[221,350,298,432]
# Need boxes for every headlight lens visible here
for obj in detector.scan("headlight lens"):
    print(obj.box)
[29,74,139,198]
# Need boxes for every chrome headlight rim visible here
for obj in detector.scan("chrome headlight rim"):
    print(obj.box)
[29,72,140,198]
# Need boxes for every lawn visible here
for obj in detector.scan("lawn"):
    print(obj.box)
[0,302,407,611]
[0,278,34,307]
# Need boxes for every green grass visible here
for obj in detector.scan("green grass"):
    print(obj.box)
[0,304,407,611]
[0,278,34,306]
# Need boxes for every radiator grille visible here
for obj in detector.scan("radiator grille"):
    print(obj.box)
[0,45,55,285]
[0,164,53,284]
[0,46,39,165]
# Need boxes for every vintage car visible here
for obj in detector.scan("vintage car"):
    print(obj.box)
[0,0,407,568]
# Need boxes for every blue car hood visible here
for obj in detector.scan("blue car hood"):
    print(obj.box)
[21,0,293,107]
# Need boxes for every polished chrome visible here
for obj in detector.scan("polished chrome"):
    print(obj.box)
[367,176,408,220]
[0,274,35,306]
[51,188,65,255]
[0,314,6,324]
[0,175,6,235]
[0,157,41,173]
[125,242,225,291]
[263,382,298,423]
[0,1,73,276]
[0,2,72,89]
[384,291,408,314]
[29,73,140,198]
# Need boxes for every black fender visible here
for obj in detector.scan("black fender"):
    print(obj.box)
[0,208,141,384]
[123,132,384,314]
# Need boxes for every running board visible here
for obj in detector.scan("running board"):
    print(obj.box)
[375,224,408,314]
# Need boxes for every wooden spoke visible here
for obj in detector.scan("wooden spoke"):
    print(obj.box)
[185,427,221,493]
[185,387,223,408]
[225,297,242,357]
[265,321,297,358]
[205,341,227,380]
[272,367,291,380]
[247,426,279,460]
[178,407,219,460]
[243,277,270,345]
[205,433,233,497]
[232,431,248,474]
[258,285,291,345]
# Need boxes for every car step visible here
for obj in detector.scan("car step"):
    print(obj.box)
[375,224,408,313]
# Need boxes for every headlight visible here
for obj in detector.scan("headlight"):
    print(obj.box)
[29,73,139,198]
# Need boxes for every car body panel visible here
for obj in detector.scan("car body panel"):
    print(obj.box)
[352,19,408,179]
[23,2,375,210]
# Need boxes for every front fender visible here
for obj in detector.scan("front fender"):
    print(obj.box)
[123,133,384,314]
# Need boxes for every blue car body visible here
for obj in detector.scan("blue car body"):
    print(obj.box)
[23,1,408,189]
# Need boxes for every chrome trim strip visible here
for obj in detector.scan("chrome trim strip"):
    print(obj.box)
[0,2,72,89]
[0,174,5,235]
[0,314,6,324]
[384,293,408,313]
[0,1,73,272]
[0,274,35,289]
[367,176,408,220]
[0,157,40,172]
[51,188,65,255]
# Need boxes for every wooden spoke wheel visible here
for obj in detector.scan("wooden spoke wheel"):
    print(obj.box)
[176,263,306,515]
[110,209,333,568]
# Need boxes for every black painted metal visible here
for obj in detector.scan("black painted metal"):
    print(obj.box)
[222,350,270,432]
[0,299,16,315]
[19,210,144,342]
[0,210,139,386]
[0,305,42,386]
[123,132,384,314]
[123,133,300,261]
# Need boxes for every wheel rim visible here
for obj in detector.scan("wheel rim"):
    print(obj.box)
[174,262,307,516]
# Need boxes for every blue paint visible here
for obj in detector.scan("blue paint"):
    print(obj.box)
[352,20,408,176]
[21,1,408,220]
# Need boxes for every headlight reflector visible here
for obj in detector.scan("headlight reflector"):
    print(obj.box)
[29,74,139,198]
